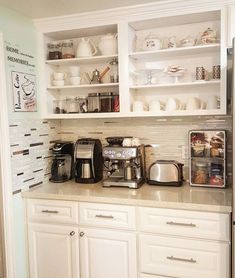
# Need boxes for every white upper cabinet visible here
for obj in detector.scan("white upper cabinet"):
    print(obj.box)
[127,10,227,117]
[38,6,227,119]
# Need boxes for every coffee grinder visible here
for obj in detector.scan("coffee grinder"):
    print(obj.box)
[50,141,73,183]
[74,138,103,183]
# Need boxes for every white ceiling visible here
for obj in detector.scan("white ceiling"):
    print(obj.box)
[0,0,160,19]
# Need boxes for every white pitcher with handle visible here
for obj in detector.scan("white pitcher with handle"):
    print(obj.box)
[76,38,97,57]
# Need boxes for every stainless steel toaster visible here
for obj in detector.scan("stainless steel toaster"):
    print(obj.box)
[148,160,184,186]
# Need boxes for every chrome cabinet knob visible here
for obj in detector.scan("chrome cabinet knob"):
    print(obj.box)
[80,231,85,237]
[70,231,75,236]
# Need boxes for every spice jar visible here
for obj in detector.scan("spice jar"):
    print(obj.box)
[62,40,75,59]
[88,93,100,113]
[193,162,208,184]
[100,92,112,112]
[48,41,62,60]
[112,92,119,112]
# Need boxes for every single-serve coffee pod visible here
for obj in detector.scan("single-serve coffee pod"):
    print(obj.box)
[133,101,144,112]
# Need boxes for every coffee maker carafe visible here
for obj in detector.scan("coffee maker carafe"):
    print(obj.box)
[50,141,73,183]
[74,138,103,183]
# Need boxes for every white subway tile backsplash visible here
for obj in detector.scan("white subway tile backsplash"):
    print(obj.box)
[9,115,232,194]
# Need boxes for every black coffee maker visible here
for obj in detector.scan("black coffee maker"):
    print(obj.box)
[50,141,73,183]
[74,138,103,183]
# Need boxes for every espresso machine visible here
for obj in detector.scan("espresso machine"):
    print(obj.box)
[103,145,145,188]
[50,141,73,183]
[74,138,103,183]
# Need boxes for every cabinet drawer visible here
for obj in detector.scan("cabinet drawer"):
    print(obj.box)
[79,202,136,230]
[138,207,230,241]
[140,234,230,278]
[27,199,79,224]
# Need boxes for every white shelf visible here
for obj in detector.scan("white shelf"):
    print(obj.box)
[46,54,118,66]
[129,44,220,60]
[44,109,225,119]
[44,112,122,119]
[129,109,225,117]
[47,83,119,90]
[130,80,220,89]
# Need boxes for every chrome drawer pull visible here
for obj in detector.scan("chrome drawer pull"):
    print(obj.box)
[166,221,196,227]
[167,256,197,264]
[95,214,114,219]
[41,210,59,214]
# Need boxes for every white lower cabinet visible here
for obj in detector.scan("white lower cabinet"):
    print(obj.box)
[28,223,79,278]
[139,234,230,278]
[26,199,230,278]
[79,228,137,278]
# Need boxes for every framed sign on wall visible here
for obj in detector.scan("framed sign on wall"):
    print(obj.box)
[12,71,37,112]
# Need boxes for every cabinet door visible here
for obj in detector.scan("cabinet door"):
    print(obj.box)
[28,223,79,278]
[228,5,235,47]
[80,228,137,278]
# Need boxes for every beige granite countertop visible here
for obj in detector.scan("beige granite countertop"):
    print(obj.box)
[22,181,232,213]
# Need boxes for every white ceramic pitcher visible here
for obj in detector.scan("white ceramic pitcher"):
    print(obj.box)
[98,33,118,55]
[76,38,97,57]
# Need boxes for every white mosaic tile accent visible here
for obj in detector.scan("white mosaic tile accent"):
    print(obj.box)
[60,116,232,184]
[9,119,61,194]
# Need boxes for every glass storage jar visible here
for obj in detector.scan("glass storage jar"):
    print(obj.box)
[88,93,100,113]
[111,92,119,112]
[48,41,62,60]
[77,97,88,113]
[100,92,112,112]
[53,99,67,114]
[109,58,119,83]
[66,97,79,113]
[62,40,75,59]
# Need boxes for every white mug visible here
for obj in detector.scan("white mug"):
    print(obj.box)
[69,66,80,77]
[206,96,219,109]
[165,98,181,111]
[69,76,81,85]
[133,101,144,112]
[53,72,66,80]
[123,138,132,147]
[148,100,162,112]
[186,97,203,110]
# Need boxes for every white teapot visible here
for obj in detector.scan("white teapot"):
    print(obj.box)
[98,33,118,56]
[142,33,161,51]
[76,38,97,57]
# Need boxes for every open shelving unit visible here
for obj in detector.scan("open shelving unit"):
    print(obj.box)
[41,8,227,119]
